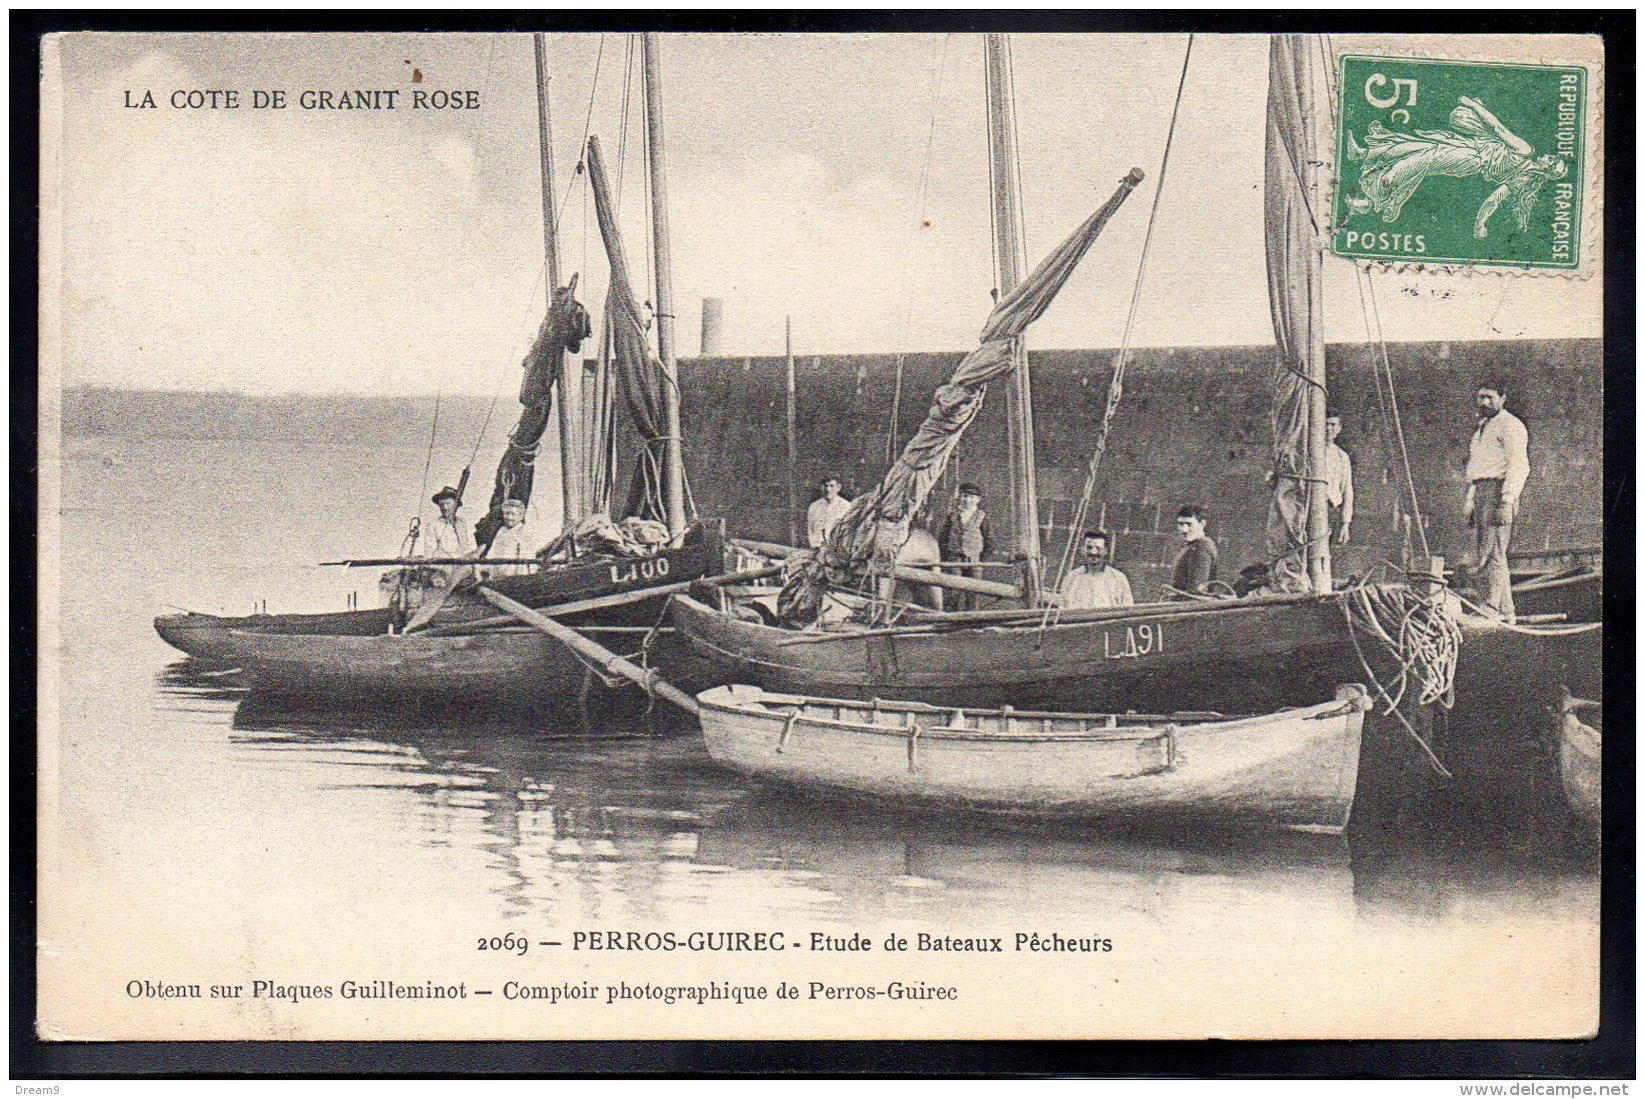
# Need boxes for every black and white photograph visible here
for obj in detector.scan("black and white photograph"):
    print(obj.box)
[27,22,1620,1059]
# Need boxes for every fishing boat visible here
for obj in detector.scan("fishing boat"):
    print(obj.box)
[696,683,1372,833]
[154,34,733,703]
[1555,692,1601,831]
[671,35,1434,717]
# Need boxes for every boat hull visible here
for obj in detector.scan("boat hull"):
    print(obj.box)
[697,685,1365,832]
[155,523,727,671]
[671,589,1369,712]
[1558,710,1601,831]
[223,624,683,703]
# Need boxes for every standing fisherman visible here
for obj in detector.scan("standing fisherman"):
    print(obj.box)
[939,483,994,612]
[1463,378,1529,622]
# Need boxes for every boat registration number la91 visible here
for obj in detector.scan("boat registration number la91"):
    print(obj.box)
[1102,622,1163,660]
[609,557,670,585]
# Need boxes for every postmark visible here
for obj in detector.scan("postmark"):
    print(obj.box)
[1332,55,1586,269]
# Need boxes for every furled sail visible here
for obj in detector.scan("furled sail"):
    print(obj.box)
[585,135,676,526]
[777,170,1144,624]
[474,276,592,552]
[1263,34,1328,593]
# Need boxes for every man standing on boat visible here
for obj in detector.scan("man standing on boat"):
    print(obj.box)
[483,499,534,578]
[1170,506,1219,598]
[806,475,852,549]
[1463,379,1529,622]
[939,483,994,612]
[1056,529,1133,610]
[1325,411,1354,546]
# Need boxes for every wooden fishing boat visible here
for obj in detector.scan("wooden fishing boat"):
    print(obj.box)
[696,683,1371,832]
[673,586,1382,712]
[224,622,678,703]
[1556,693,1601,831]
[154,521,723,667]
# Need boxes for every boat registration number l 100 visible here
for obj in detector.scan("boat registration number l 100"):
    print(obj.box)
[609,557,671,585]
[1102,622,1163,660]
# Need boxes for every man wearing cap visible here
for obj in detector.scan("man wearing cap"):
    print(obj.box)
[939,483,993,612]
[424,486,475,561]
[484,500,535,577]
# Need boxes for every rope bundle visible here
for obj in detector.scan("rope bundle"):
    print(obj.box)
[1342,584,1461,776]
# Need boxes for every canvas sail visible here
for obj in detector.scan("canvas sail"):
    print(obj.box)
[474,278,592,552]
[585,135,674,526]
[778,170,1143,624]
[1263,34,1328,593]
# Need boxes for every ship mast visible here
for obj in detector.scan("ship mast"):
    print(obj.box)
[983,34,1042,604]
[642,33,689,540]
[533,34,584,534]
[1298,39,1332,593]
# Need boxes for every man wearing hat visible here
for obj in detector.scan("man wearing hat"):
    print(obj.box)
[424,486,475,561]
[484,499,536,577]
[938,482,993,612]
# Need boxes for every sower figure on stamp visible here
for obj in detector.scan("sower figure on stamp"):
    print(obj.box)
[1462,378,1529,622]
[938,483,993,612]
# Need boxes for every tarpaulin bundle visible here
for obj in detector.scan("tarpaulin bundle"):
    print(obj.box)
[777,170,1144,626]
[1262,34,1324,594]
[475,277,592,552]
[586,135,673,526]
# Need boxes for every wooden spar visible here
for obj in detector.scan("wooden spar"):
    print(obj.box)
[730,538,1021,600]
[1296,37,1332,593]
[427,564,784,635]
[324,557,543,567]
[478,587,699,714]
[642,33,688,541]
[534,34,584,535]
[785,315,800,549]
[983,34,1043,606]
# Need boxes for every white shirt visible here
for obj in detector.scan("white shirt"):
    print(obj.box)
[486,523,535,576]
[1325,443,1354,521]
[424,516,473,559]
[1058,564,1134,610]
[807,495,853,548]
[1466,410,1530,501]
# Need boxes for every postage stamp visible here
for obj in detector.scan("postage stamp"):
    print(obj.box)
[1332,56,1586,269]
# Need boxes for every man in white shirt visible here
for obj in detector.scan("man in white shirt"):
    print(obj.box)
[1324,411,1354,545]
[806,475,852,549]
[484,499,535,577]
[1057,529,1134,610]
[424,486,475,560]
[1462,379,1530,621]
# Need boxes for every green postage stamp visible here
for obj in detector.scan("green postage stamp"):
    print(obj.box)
[1332,55,1586,269]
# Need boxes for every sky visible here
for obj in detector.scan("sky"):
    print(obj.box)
[45,31,1602,396]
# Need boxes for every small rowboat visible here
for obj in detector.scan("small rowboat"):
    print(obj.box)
[1556,693,1601,832]
[696,684,1371,833]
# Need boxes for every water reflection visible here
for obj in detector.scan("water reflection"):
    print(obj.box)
[155,659,1597,933]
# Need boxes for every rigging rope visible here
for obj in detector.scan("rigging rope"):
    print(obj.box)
[417,390,443,521]
[1042,34,1195,608]
[1356,267,1432,561]
[886,34,954,467]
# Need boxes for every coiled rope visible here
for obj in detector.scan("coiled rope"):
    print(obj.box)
[1341,584,1459,777]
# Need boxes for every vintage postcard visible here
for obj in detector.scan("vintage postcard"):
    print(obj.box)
[35,27,1609,1048]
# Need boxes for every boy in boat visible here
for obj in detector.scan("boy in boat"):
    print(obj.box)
[484,499,535,577]
[806,475,852,549]
[939,483,994,612]
[1169,505,1219,598]
[1055,529,1134,610]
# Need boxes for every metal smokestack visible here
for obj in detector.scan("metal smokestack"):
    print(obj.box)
[699,297,726,356]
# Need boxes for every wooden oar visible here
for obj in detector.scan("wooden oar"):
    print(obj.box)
[427,564,783,636]
[478,587,699,716]
[729,538,1021,600]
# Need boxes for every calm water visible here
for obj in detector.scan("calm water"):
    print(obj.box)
[45,431,1600,1037]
